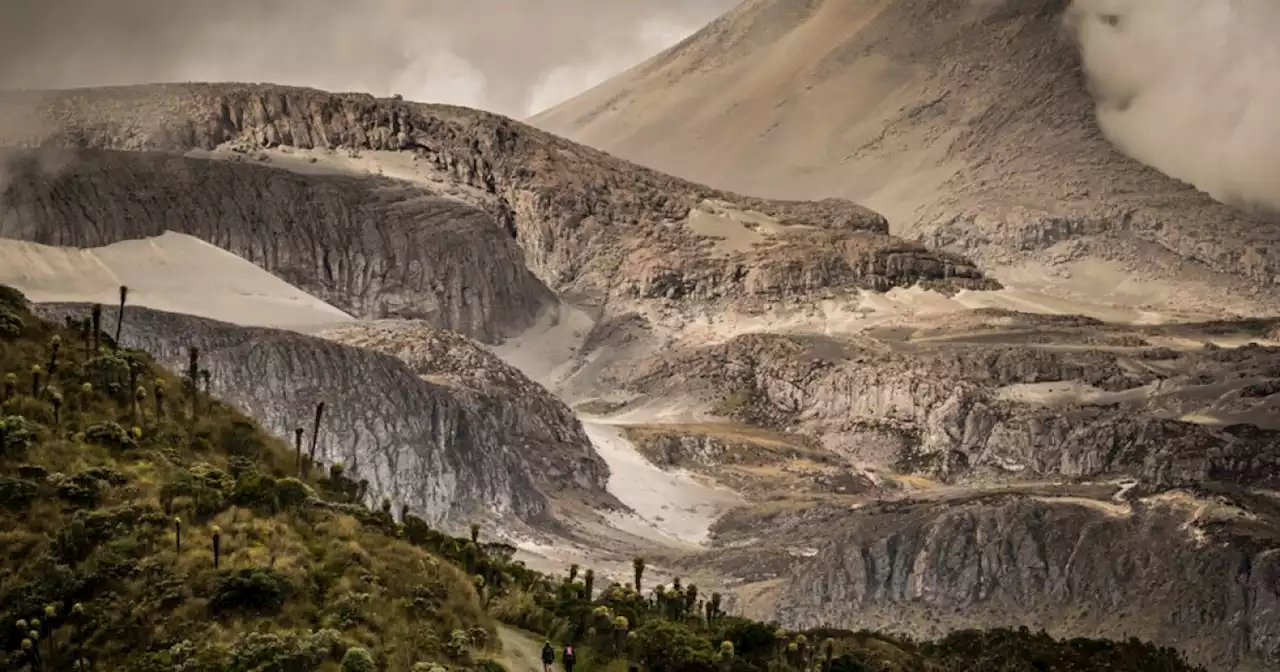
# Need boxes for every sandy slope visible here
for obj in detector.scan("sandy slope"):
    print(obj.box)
[532,0,1280,317]
[582,420,744,547]
[0,231,353,329]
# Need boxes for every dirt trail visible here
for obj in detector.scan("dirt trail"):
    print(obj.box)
[497,625,548,672]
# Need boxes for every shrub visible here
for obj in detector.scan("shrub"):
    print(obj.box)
[0,415,37,457]
[275,477,316,510]
[340,646,377,672]
[210,568,292,616]
[226,629,342,671]
[0,284,28,311]
[84,421,135,451]
[0,308,23,338]
[0,477,39,510]
[162,463,234,518]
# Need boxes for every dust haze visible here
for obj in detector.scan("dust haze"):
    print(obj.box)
[0,0,734,118]
[1068,0,1280,213]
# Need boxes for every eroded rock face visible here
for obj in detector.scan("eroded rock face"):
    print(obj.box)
[605,331,1280,487]
[1,149,554,343]
[0,83,996,323]
[318,320,610,498]
[770,492,1280,670]
[34,303,610,528]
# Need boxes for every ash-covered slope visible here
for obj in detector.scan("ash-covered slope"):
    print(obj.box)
[532,0,1280,316]
[33,303,611,529]
[0,82,994,331]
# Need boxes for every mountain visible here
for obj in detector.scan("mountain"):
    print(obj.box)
[2,77,1278,669]
[531,0,1280,319]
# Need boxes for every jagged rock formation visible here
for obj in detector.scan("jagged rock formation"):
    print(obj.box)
[33,302,611,528]
[0,148,553,342]
[599,325,1280,488]
[764,489,1280,670]
[532,0,1280,317]
[319,320,602,493]
[0,83,995,331]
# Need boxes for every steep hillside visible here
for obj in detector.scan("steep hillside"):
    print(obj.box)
[0,82,994,338]
[32,302,611,529]
[0,285,495,670]
[532,0,1280,317]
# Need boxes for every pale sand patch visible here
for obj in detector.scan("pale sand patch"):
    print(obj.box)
[0,231,352,329]
[582,420,744,547]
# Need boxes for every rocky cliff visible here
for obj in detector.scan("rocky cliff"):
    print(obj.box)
[1,148,553,343]
[33,302,611,529]
[0,83,996,327]
[768,489,1280,670]
[601,322,1280,488]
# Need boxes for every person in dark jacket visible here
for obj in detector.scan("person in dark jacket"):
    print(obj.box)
[541,642,555,672]
[562,644,577,672]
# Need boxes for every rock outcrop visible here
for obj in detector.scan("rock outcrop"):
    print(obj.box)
[34,302,611,529]
[769,490,1280,670]
[1,148,554,343]
[601,328,1280,487]
[0,83,996,328]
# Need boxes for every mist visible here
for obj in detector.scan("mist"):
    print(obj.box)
[1067,0,1280,213]
[0,0,734,119]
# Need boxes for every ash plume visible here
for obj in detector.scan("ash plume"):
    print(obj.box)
[0,0,732,118]
[1067,0,1280,213]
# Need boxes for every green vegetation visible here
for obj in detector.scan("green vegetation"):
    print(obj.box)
[0,284,1208,671]
[0,288,496,671]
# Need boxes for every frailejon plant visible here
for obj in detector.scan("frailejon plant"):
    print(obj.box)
[49,390,63,427]
[113,286,128,349]
[633,557,645,593]
[186,347,200,419]
[4,372,16,403]
[212,525,222,569]
[90,304,102,352]
[47,335,61,381]
[294,427,305,477]
[307,401,326,476]
[153,379,166,419]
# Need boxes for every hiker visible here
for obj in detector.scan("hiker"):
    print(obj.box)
[541,642,555,672]
[562,643,577,672]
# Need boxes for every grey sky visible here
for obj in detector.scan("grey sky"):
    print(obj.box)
[0,0,736,117]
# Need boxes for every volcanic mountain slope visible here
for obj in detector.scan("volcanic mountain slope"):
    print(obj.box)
[532,0,1280,317]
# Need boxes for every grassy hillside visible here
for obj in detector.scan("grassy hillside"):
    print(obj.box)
[0,286,494,671]
[1,283,1208,672]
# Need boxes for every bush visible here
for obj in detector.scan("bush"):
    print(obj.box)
[210,568,292,616]
[162,463,234,518]
[0,283,27,309]
[340,646,377,672]
[275,477,316,510]
[0,415,37,457]
[84,421,135,451]
[226,629,343,671]
[0,308,23,338]
[630,621,718,672]
[0,477,39,510]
